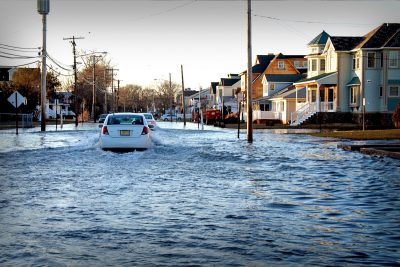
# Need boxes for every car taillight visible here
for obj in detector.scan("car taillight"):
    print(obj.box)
[102,126,109,135]
[141,126,149,135]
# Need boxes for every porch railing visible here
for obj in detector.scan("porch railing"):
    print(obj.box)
[253,110,281,121]
[290,103,317,126]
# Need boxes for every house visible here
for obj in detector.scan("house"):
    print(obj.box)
[188,88,210,113]
[209,82,219,109]
[292,23,400,126]
[175,88,198,113]
[216,74,241,114]
[240,54,275,100]
[240,53,306,123]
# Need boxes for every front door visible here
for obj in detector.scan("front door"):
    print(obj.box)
[326,87,334,111]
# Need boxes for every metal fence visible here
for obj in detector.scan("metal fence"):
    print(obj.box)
[0,113,33,128]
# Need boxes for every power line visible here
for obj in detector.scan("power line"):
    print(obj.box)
[0,54,39,59]
[46,53,73,71]
[0,43,40,51]
[0,45,40,53]
[2,60,40,68]
[253,14,375,27]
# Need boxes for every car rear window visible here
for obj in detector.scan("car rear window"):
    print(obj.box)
[108,115,144,125]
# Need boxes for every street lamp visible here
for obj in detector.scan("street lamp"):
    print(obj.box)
[37,0,49,131]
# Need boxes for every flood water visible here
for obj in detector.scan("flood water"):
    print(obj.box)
[0,122,399,266]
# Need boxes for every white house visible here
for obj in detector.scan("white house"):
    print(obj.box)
[292,23,400,126]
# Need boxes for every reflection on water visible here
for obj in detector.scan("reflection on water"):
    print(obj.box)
[0,122,399,266]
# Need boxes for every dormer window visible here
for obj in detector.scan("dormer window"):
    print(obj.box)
[278,61,285,70]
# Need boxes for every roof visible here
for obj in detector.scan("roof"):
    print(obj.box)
[256,54,275,67]
[357,23,400,49]
[270,87,306,100]
[275,53,305,59]
[295,72,337,84]
[346,76,361,86]
[330,36,364,51]
[210,82,219,94]
[308,30,330,46]
[220,77,240,87]
[384,29,400,48]
[264,74,303,83]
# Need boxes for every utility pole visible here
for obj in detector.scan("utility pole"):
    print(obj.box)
[181,65,186,126]
[91,54,103,122]
[106,68,118,112]
[37,0,50,132]
[63,35,84,126]
[116,79,122,112]
[104,69,108,113]
[169,73,173,122]
[246,0,253,143]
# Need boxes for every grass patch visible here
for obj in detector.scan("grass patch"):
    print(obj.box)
[310,129,400,140]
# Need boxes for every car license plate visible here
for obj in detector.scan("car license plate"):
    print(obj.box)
[120,130,130,136]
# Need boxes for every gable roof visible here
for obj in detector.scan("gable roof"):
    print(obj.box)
[357,23,400,49]
[330,36,364,51]
[210,82,219,94]
[308,30,330,46]
[220,77,240,87]
[256,54,275,66]
[384,29,400,48]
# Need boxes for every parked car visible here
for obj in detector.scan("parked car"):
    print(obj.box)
[141,113,157,130]
[98,113,109,123]
[99,113,151,151]
[161,113,181,121]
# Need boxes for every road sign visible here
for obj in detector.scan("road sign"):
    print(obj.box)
[8,91,25,108]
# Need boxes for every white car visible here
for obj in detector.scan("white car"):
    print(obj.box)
[99,113,151,151]
[141,113,157,130]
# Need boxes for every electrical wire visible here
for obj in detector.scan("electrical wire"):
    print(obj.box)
[46,64,74,77]
[253,14,375,27]
[0,43,40,51]
[3,60,40,68]
[46,53,73,71]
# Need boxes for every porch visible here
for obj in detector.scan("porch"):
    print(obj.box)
[291,72,338,126]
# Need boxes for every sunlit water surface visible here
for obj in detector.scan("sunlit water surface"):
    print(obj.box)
[0,122,399,266]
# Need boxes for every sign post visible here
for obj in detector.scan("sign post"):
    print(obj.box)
[8,91,25,135]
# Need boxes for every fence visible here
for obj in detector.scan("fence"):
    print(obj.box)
[0,113,33,128]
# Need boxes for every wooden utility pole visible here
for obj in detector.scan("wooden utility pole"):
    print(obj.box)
[169,73,173,122]
[63,35,84,126]
[181,65,186,126]
[246,0,253,143]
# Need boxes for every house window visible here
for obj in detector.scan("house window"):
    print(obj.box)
[389,86,399,97]
[278,61,285,70]
[389,51,399,68]
[350,86,359,105]
[320,59,326,71]
[270,83,275,91]
[303,61,308,68]
[311,59,317,71]
[380,86,383,97]
[294,61,300,68]
[367,52,375,68]
[352,54,360,69]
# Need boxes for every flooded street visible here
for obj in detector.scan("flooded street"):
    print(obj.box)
[0,122,399,266]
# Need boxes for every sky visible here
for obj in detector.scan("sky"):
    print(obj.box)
[1,0,400,90]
